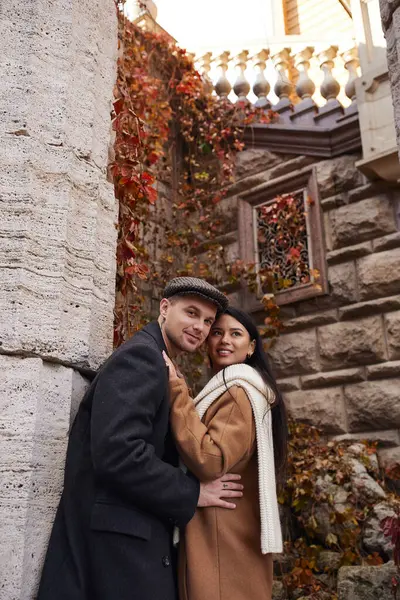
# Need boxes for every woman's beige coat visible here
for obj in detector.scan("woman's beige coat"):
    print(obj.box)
[169,378,273,600]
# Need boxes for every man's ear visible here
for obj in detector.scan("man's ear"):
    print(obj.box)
[159,298,170,320]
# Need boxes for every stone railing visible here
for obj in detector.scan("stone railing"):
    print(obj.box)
[193,43,359,122]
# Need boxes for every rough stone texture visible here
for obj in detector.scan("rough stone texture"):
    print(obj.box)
[357,248,400,301]
[363,502,397,557]
[339,295,400,320]
[269,330,319,378]
[345,379,400,431]
[318,317,387,370]
[317,550,342,572]
[329,196,397,249]
[333,429,400,447]
[275,376,301,392]
[328,262,358,304]
[327,241,373,265]
[0,2,117,598]
[366,360,400,379]
[347,458,387,504]
[301,368,364,389]
[372,230,400,251]
[284,387,347,433]
[272,580,286,600]
[235,148,282,179]
[0,0,118,371]
[380,0,400,29]
[337,561,397,600]
[315,156,363,199]
[385,310,400,359]
[378,445,400,471]
[281,310,338,332]
[0,356,87,599]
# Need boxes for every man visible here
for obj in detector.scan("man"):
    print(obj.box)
[37,277,243,600]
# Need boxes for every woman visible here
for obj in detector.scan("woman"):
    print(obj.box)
[163,306,288,600]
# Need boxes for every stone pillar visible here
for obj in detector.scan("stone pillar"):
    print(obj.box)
[380,0,400,154]
[0,1,118,598]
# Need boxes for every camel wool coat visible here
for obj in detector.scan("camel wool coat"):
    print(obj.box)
[169,378,274,600]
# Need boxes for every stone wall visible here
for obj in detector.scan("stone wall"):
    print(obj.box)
[380,0,400,155]
[220,148,400,462]
[0,2,117,598]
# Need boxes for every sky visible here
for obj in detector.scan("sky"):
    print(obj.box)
[131,0,275,54]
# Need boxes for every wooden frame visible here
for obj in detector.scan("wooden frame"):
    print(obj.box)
[238,165,329,310]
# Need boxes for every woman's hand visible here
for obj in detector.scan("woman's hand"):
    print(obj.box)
[162,351,181,381]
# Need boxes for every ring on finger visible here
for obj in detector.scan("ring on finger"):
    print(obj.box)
[223,483,228,489]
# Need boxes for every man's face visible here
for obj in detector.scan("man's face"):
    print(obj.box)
[160,295,217,354]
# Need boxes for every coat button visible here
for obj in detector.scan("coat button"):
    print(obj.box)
[162,555,170,568]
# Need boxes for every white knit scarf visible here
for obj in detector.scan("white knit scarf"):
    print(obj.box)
[175,363,283,555]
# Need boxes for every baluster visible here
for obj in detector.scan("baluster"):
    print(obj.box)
[233,50,251,102]
[342,47,359,104]
[252,49,271,108]
[272,48,293,120]
[314,46,344,124]
[291,47,318,124]
[294,47,316,102]
[197,52,213,94]
[319,46,341,103]
[214,51,232,98]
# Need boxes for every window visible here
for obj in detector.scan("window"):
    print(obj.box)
[238,166,328,309]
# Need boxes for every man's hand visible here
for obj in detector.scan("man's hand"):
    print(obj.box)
[198,473,243,509]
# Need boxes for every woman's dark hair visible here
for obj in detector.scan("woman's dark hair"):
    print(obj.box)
[212,306,288,487]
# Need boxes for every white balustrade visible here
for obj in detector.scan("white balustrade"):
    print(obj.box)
[191,43,358,114]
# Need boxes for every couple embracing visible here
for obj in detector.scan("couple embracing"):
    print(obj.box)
[37,277,288,600]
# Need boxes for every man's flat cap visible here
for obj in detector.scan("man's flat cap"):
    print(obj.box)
[163,277,228,313]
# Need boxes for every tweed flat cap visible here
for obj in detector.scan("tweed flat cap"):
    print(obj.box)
[163,277,228,313]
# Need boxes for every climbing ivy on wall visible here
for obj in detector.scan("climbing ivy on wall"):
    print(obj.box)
[111,2,276,346]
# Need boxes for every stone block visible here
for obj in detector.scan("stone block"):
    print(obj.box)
[327,242,372,265]
[316,156,363,199]
[372,231,400,252]
[301,368,364,389]
[380,0,400,29]
[320,193,348,211]
[328,262,358,304]
[357,248,400,301]
[282,310,338,332]
[275,376,301,392]
[235,148,280,179]
[345,379,400,432]
[268,155,315,180]
[269,329,319,378]
[333,430,400,447]
[329,196,397,250]
[378,446,400,474]
[0,0,118,371]
[317,550,342,572]
[339,295,400,320]
[318,317,386,370]
[363,502,397,557]
[385,310,400,359]
[337,561,397,600]
[0,354,80,598]
[284,387,347,433]
[366,360,400,379]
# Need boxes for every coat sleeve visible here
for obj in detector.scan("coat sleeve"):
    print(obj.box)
[169,379,256,481]
[90,343,200,528]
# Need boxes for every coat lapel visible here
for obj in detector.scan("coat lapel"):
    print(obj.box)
[142,321,168,354]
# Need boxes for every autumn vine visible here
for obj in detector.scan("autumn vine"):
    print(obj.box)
[111,1,276,347]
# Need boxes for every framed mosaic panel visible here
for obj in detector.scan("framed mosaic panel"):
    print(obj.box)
[238,166,328,308]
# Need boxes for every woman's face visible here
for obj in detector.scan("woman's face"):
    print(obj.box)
[207,314,256,372]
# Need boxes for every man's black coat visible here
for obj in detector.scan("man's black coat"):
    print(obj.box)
[37,321,200,600]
